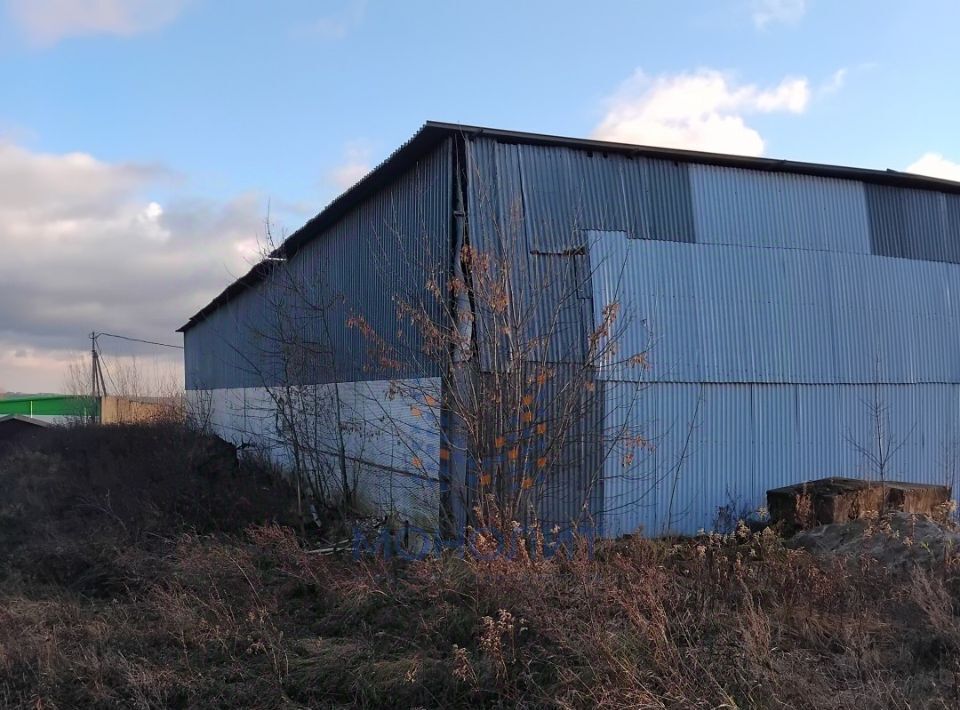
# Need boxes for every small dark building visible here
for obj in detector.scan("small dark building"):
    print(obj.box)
[0,415,50,452]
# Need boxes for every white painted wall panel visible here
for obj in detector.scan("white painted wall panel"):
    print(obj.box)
[187,377,442,528]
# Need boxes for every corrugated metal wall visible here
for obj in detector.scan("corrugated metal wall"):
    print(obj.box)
[867,185,960,263]
[691,164,873,253]
[186,130,960,538]
[602,382,960,536]
[464,140,617,529]
[591,238,960,385]
[466,134,960,536]
[184,139,453,390]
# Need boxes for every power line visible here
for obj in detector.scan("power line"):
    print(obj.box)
[95,332,184,350]
[87,330,182,405]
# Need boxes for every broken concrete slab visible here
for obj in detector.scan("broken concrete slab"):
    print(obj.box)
[767,477,952,529]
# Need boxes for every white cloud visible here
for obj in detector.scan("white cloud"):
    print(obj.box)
[0,139,263,391]
[752,0,807,29]
[905,153,960,183]
[6,0,189,46]
[593,69,810,156]
[326,141,372,191]
[302,0,366,40]
[820,68,847,96]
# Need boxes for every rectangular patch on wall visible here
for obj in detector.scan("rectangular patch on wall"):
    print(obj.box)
[866,183,960,263]
[627,158,696,243]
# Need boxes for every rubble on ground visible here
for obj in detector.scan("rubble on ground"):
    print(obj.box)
[788,511,960,570]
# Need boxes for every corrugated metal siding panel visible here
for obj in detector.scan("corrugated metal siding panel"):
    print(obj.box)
[467,138,695,251]
[528,366,605,532]
[947,194,960,260]
[629,157,696,242]
[184,140,452,391]
[517,143,581,252]
[464,140,624,529]
[464,139,532,370]
[465,139,695,372]
[591,237,960,385]
[603,382,960,537]
[691,164,873,253]
[866,184,960,263]
[191,379,442,529]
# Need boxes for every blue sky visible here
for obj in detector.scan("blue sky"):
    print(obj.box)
[1,0,959,392]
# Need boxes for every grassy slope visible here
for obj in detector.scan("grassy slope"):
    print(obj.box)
[1,424,959,708]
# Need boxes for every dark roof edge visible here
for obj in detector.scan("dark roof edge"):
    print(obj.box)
[0,414,52,427]
[179,121,960,332]
[439,122,960,192]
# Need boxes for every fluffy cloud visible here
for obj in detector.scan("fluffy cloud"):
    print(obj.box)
[905,153,960,183]
[593,69,810,156]
[5,0,189,45]
[0,140,263,392]
[752,0,807,29]
[326,141,372,191]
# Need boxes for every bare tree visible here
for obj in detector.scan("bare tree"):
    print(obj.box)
[215,168,694,542]
[226,223,362,533]
[63,349,185,424]
[343,166,660,540]
[845,384,916,513]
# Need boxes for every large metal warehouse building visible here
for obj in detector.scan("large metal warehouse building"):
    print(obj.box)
[181,122,960,537]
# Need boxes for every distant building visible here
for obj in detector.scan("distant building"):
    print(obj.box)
[0,395,97,424]
[180,122,960,536]
[0,414,50,450]
[0,394,179,426]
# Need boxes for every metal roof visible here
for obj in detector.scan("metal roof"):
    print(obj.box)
[179,121,960,333]
[0,414,51,428]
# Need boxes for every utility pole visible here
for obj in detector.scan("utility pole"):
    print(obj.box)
[90,332,107,423]
[90,331,97,400]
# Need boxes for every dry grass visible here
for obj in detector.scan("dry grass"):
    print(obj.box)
[1,425,960,708]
